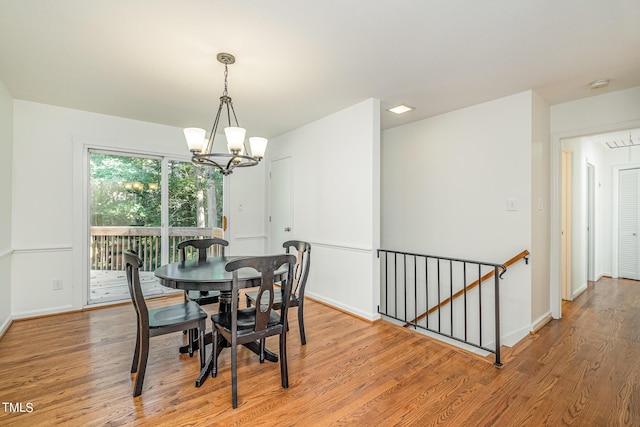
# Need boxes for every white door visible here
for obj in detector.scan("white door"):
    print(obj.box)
[619,168,640,280]
[270,157,293,254]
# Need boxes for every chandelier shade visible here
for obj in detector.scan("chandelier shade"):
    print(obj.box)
[184,53,267,175]
[184,127,206,152]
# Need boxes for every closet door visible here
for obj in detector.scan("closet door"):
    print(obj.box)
[618,168,640,280]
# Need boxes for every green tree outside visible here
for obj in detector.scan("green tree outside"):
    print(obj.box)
[90,152,223,228]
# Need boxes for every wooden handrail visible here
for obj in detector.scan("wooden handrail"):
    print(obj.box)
[403,249,530,328]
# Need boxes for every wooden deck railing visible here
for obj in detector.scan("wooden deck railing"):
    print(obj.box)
[91,226,224,272]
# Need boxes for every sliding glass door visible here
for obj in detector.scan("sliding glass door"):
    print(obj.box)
[88,150,223,304]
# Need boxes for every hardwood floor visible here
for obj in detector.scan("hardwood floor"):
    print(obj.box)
[1,277,638,426]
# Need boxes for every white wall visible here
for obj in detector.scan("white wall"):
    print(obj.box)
[226,161,267,256]
[562,137,604,297]
[550,86,640,317]
[0,79,12,334]
[265,99,381,320]
[381,91,534,346]
[11,100,266,317]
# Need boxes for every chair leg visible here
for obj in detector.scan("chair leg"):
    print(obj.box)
[280,331,289,389]
[231,343,238,408]
[183,292,189,336]
[131,322,140,373]
[259,338,265,363]
[298,302,306,345]
[187,329,195,357]
[133,329,150,397]
[212,330,218,378]
[198,320,206,368]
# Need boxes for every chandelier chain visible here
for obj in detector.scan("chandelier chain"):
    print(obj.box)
[223,64,229,98]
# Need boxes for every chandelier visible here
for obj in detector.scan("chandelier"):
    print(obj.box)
[183,53,268,175]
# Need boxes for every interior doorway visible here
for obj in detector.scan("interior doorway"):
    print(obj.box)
[587,163,596,282]
[553,126,640,319]
[561,149,572,300]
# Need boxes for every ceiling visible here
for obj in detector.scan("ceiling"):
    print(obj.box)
[1,1,639,140]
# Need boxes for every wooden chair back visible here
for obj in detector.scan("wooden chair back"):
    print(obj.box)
[283,240,311,302]
[178,238,229,262]
[124,250,149,333]
[225,254,296,334]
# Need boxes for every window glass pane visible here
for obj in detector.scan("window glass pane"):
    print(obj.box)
[90,153,161,227]
[168,161,224,261]
[89,151,163,304]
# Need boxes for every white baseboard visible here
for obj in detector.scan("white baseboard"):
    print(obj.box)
[531,312,553,333]
[11,305,75,320]
[305,290,379,322]
[573,284,588,300]
[500,325,531,347]
[0,315,13,339]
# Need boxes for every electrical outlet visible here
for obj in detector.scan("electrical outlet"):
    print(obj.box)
[53,279,63,290]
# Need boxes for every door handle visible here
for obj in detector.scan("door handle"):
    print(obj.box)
[284,227,291,232]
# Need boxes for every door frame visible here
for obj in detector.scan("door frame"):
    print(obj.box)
[75,140,222,308]
[551,119,640,319]
[561,149,573,300]
[612,164,640,279]
[587,162,596,282]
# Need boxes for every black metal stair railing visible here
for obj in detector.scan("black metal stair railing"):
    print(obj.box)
[377,249,511,367]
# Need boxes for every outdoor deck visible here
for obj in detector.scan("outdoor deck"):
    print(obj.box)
[89,226,223,304]
[90,270,179,303]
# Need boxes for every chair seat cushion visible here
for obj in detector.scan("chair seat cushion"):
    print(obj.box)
[186,289,220,305]
[212,307,281,332]
[149,301,207,328]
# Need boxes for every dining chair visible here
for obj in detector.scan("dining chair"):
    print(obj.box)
[245,240,311,344]
[211,253,297,408]
[178,238,229,306]
[124,250,207,397]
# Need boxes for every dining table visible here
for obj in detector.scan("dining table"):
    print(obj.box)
[154,255,288,387]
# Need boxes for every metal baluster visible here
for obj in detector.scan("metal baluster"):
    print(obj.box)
[463,263,467,342]
[425,256,429,330]
[403,254,407,324]
[394,253,398,318]
[450,260,454,337]
[478,264,482,347]
[437,259,441,333]
[413,255,417,329]
[494,266,502,366]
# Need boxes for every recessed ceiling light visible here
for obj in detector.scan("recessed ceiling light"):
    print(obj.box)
[387,104,414,115]
[589,79,609,90]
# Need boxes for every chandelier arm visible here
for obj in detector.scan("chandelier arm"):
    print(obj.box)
[192,155,227,173]
[224,98,234,128]
[205,98,225,154]
[228,100,241,128]
[225,154,259,171]
[227,100,250,153]
[192,152,259,176]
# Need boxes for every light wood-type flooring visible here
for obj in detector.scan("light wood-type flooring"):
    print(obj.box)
[1,277,638,426]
